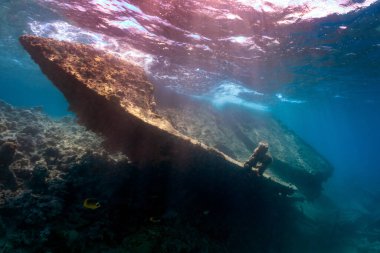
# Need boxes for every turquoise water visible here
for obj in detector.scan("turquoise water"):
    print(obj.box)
[0,1,69,117]
[1,0,380,251]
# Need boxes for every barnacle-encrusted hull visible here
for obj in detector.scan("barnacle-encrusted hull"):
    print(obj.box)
[19,35,315,197]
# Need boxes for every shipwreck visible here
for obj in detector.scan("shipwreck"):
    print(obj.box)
[19,35,333,201]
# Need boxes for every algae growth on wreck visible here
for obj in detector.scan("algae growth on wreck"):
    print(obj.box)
[1,0,380,252]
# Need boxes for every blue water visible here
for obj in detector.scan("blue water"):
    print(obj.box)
[0,1,70,117]
[1,0,380,248]
[0,63,69,117]
[274,97,380,205]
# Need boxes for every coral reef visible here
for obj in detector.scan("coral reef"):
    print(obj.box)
[0,141,18,189]
[0,100,302,252]
[0,100,128,252]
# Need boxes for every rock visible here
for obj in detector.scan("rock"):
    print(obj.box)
[29,165,48,191]
[0,100,13,112]
[63,229,80,247]
[5,121,16,130]
[0,141,17,167]
[19,110,37,121]
[0,123,7,133]
[16,134,35,153]
[0,171,17,190]
[13,167,32,180]
[31,106,44,112]
[0,218,6,237]
[0,141,18,190]
[19,35,295,197]
[21,125,41,135]
[30,154,42,163]
[43,147,60,158]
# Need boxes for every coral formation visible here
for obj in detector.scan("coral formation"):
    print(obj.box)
[0,100,130,252]
[0,100,300,252]
[0,141,18,189]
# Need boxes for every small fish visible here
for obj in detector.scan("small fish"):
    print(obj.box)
[83,198,101,210]
[149,217,161,223]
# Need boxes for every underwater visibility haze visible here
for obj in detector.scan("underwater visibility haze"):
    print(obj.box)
[1,0,380,252]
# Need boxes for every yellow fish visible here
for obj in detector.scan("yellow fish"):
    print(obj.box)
[83,198,101,210]
[149,217,161,223]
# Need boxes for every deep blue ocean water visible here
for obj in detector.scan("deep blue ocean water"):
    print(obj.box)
[1,0,380,249]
